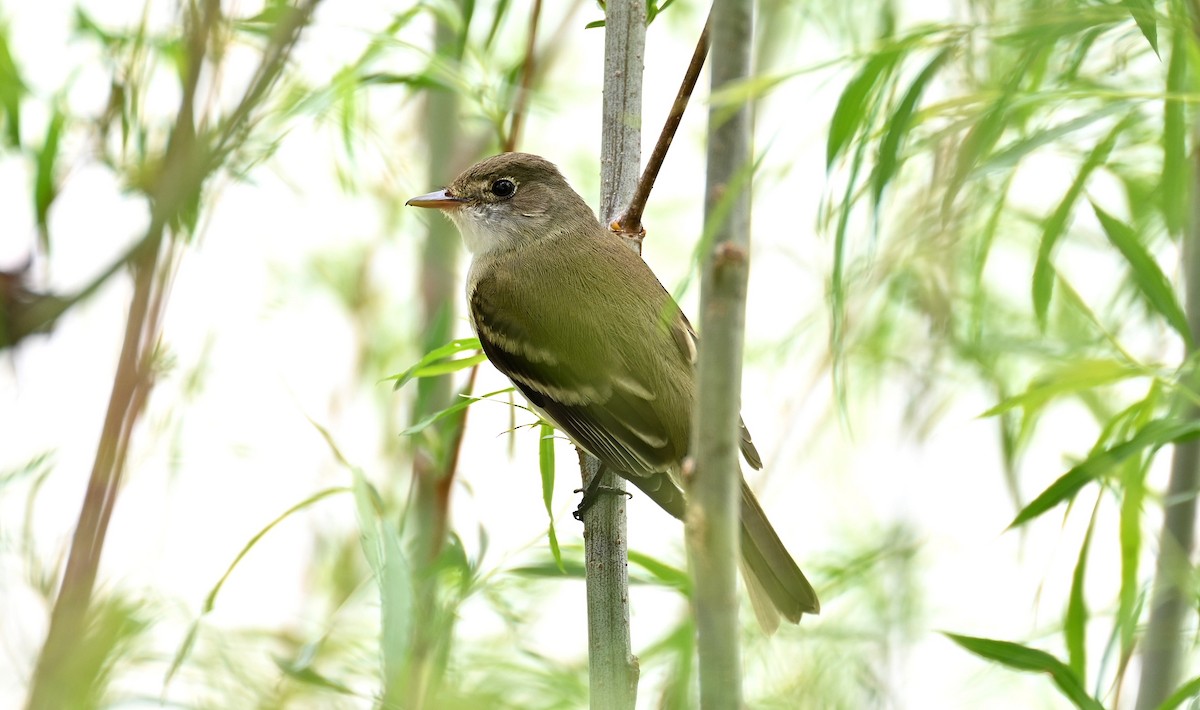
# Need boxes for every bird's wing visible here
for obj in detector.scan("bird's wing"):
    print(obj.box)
[470,269,685,476]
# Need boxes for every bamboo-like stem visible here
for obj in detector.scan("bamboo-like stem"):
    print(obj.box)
[614,10,711,239]
[1134,19,1200,706]
[585,1,646,708]
[401,3,468,706]
[687,0,753,706]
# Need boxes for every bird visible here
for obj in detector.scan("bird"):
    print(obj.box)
[406,151,818,629]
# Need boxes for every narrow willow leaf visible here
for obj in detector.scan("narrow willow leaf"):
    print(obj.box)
[1156,673,1200,710]
[164,620,201,688]
[511,556,587,578]
[387,337,483,390]
[352,469,412,690]
[1124,0,1159,55]
[946,634,1104,710]
[406,353,487,380]
[1163,18,1187,234]
[827,49,901,168]
[1092,202,1191,345]
[203,487,349,612]
[399,387,513,436]
[981,358,1141,418]
[1065,500,1099,679]
[1032,117,1128,326]
[274,655,355,695]
[872,46,951,210]
[946,81,1017,204]
[1118,455,1147,657]
[34,106,65,248]
[0,22,25,148]
[1011,418,1200,528]
[539,423,563,571]
[629,549,692,594]
[981,105,1126,177]
[483,0,512,49]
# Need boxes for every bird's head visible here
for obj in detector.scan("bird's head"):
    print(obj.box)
[406,152,595,255]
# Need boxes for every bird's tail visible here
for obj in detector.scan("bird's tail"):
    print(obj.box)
[739,479,820,632]
[625,470,819,631]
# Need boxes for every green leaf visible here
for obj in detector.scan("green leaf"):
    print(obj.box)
[34,106,65,249]
[1010,417,1200,528]
[511,556,586,578]
[1117,455,1144,657]
[628,550,691,594]
[539,423,563,571]
[981,358,1142,418]
[1032,117,1128,327]
[0,22,26,148]
[1065,501,1099,679]
[980,105,1126,177]
[872,46,951,210]
[1092,202,1191,345]
[166,487,349,685]
[1156,673,1200,710]
[399,387,513,436]
[203,487,349,613]
[827,48,901,168]
[1163,16,1188,234]
[387,337,483,391]
[274,654,355,695]
[1124,0,1159,56]
[352,469,412,689]
[483,0,512,49]
[945,634,1104,710]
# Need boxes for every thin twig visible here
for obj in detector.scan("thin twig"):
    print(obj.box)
[504,0,543,153]
[434,363,479,542]
[613,8,712,239]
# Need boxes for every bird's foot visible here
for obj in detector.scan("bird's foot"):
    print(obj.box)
[572,465,631,520]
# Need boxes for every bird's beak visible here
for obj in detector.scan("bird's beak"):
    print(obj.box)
[405,189,467,210]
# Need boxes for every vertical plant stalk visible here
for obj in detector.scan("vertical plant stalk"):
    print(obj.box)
[24,2,212,705]
[1135,76,1200,710]
[402,3,467,706]
[687,0,752,706]
[586,0,645,707]
[24,2,320,707]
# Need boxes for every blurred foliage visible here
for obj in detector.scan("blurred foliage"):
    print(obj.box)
[11,0,1200,708]
[817,0,1200,706]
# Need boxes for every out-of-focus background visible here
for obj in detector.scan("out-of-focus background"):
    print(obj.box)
[2,0,1196,707]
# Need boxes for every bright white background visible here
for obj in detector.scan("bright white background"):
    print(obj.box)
[0,0,1155,707]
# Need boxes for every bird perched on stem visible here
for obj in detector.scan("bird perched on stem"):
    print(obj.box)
[407,152,819,629]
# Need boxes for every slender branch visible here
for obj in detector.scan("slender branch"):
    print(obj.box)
[504,0,542,153]
[586,1,646,708]
[24,0,216,702]
[614,9,712,239]
[687,0,753,706]
[24,3,323,707]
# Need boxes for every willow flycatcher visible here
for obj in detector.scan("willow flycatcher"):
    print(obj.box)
[407,152,819,628]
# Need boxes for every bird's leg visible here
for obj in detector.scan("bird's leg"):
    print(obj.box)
[573,464,632,521]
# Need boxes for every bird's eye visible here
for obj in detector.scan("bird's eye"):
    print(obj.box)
[490,179,516,198]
